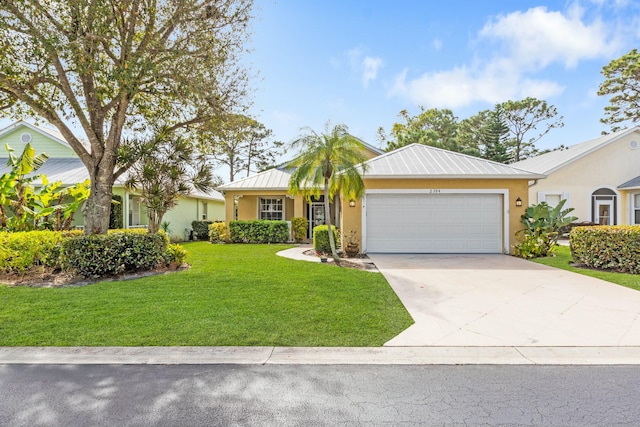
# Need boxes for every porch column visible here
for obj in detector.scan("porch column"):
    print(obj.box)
[293,194,304,218]
[224,193,235,224]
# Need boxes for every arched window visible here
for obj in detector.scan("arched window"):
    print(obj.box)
[591,188,617,225]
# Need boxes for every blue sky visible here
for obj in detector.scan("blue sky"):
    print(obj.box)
[247,0,640,153]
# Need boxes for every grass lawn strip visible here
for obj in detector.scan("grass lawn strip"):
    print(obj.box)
[0,243,413,347]
[531,245,640,291]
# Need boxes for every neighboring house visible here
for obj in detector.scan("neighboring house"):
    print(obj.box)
[0,121,224,240]
[219,142,543,254]
[512,127,640,226]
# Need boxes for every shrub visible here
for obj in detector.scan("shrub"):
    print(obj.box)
[514,200,577,259]
[570,226,640,273]
[208,222,229,243]
[165,243,187,265]
[191,220,213,240]
[0,230,82,273]
[63,232,168,278]
[291,217,307,242]
[228,220,289,243]
[313,224,338,255]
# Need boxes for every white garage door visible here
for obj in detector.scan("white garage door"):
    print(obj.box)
[365,193,503,253]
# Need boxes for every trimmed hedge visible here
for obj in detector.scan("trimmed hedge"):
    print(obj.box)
[63,231,168,278]
[291,217,307,242]
[570,225,640,273]
[0,230,82,273]
[313,224,338,255]
[191,220,213,240]
[208,222,229,243]
[229,220,289,243]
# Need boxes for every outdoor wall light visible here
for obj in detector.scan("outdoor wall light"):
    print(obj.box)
[515,197,522,207]
[349,199,356,207]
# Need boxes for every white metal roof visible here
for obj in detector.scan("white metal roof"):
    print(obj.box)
[360,143,545,179]
[512,127,640,175]
[0,157,225,201]
[217,167,294,191]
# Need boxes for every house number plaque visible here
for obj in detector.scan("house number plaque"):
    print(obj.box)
[429,189,441,193]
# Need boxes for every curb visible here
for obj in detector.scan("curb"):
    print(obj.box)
[2,346,640,365]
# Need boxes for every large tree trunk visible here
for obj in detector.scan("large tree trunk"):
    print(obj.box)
[82,165,116,234]
[324,179,340,265]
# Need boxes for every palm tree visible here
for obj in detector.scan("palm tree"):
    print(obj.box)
[288,123,368,264]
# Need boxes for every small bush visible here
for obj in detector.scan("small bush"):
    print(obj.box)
[165,243,187,265]
[291,217,307,242]
[208,222,229,243]
[63,232,168,278]
[0,230,83,273]
[228,220,289,243]
[570,226,640,273]
[313,224,338,255]
[191,220,213,240]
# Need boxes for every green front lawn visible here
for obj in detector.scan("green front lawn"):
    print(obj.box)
[531,245,640,291]
[0,243,413,346]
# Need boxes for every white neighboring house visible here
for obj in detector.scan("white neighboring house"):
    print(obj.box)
[0,121,225,240]
[512,127,640,226]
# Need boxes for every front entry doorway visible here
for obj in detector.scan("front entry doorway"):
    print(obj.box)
[308,202,325,238]
[596,199,614,225]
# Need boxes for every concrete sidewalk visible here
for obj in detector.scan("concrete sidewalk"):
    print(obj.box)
[2,346,640,365]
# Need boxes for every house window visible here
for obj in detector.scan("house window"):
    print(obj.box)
[591,188,617,225]
[634,194,640,224]
[544,194,562,207]
[260,198,283,220]
[202,202,208,220]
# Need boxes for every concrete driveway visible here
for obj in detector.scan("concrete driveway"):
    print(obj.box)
[368,254,640,347]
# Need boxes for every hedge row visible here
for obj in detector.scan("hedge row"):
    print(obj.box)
[570,226,640,274]
[63,232,168,278]
[0,229,185,278]
[229,220,289,243]
[0,230,82,273]
[192,220,214,240]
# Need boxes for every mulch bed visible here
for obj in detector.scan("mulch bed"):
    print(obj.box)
[0,265,189,288]
[302,249,378,272]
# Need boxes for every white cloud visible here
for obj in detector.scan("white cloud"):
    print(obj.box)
[479,6,619,69]
[389,6,617,108]
[362,56,383,88]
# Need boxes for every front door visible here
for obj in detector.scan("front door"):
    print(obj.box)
[596,200,614,225]
[309,202,325,238]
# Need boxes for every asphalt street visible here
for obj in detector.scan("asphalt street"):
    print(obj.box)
[1,364,639,426]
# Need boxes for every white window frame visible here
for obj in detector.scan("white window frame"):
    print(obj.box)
[259,197,284,221]
[202,202,208,220]
[537,191,570,208]
[631,193,640,225]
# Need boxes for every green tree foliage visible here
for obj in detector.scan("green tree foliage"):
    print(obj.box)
[501,97,564,162]
[0,144,89,231]
[198,114,281,182]
[481,105,511,163]
[598,49,640,132]
[288,123,368,264]
[0,0,253,234]
[381,107,460,152]
[124,129,216,234]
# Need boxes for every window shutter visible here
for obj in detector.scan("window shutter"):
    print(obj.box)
[537,191,545,203]
[561,192,570,208]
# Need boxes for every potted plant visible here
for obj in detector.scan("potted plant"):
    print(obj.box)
[344,230,359,258]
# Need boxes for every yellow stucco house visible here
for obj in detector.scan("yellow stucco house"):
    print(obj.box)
[0,121,224,240]
[513,127,640,227]
[219,142,543,255]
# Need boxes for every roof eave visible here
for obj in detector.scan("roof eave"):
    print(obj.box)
[364,174,546,180]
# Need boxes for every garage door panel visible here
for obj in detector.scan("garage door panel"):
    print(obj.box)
[366,193,502,253]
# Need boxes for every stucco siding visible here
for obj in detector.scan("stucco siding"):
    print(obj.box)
[0,127,76,158]
[528,133,640,224]
[341,178,530,255]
